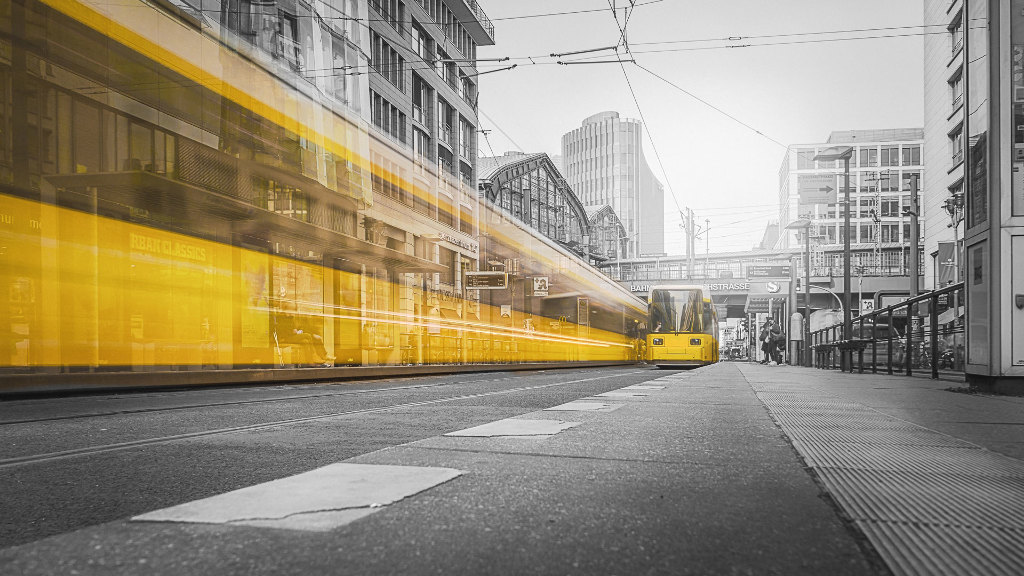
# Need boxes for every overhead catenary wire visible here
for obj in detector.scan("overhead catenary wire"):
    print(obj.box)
[615,56,682,216]
[478,108,525,153]
[631,61,789,150]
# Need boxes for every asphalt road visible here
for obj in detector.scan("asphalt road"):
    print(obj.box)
[0,364,883,575]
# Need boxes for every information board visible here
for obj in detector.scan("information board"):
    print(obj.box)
[465,271,507,289]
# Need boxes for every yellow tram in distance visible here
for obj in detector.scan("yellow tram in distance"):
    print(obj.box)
[646,285,720,368]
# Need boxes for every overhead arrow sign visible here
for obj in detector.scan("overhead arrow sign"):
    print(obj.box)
[798,174,838,205]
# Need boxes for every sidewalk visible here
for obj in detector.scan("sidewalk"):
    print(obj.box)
[3,363,1023,575]
[737,362,1024,576]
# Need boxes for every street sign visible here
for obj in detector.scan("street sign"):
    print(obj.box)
[532,276,549,296]
[860,299,875,313]
[465,271,507,289]
[747,265,791,278]
[797,173,839,205]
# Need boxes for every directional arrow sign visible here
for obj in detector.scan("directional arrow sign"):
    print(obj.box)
[798,174,838,205]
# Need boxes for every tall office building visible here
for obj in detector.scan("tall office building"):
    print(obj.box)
[777,130,925,287]
[561,112,665,258]
[921,0,967,291]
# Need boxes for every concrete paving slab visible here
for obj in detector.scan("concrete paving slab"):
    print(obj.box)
[594,390,648,398]
[132,463,463,532]
[444,418,580,438]
[541,401,623,412]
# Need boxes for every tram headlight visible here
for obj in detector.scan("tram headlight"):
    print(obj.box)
[690,338,702,346]
[652,338,664,346]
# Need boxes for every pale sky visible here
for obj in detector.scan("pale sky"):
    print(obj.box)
[477,0,925,254]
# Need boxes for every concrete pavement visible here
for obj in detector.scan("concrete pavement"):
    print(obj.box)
[3,362,1023,575]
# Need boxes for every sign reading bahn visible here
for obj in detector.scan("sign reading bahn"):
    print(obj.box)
[465,271,508,289]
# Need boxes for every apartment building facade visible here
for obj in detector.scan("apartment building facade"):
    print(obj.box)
[922,0,968,291]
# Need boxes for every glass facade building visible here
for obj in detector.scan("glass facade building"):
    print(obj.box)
[561,111,665,259]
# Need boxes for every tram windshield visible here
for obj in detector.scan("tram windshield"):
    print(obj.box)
[649,289,703,334]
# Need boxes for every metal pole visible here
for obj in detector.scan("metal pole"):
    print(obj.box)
[705,218,710,279]
[803,228,811,366]
[930,294,939,379]
[887,308,894,375]
[909,173,920,298]
[788,256,796,365]
[842,154,852,370]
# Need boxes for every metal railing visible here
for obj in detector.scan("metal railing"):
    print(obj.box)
[810,282,965,379]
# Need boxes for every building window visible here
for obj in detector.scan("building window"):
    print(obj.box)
[880,196,900,217]
[371,91,407,144]
[881,146,899,167]
[901,145,921,166]
[252,176,309,222]
[880,223,899,243]
[437,98,453,147]
[949,71,964,111]
[413,127,430,162]
[370,30,405,91]
[412,73,431,124]
[796,148,815,170]
[411,21,431,61]
[858,147,878,168]
[949,13,963,56]
[950,125,964,165]
[369,0,405,35]
[459,117,473,160]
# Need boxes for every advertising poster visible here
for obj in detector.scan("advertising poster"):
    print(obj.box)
[968,243,989,365]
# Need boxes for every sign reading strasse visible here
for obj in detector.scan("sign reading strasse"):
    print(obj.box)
[465,271,508,289]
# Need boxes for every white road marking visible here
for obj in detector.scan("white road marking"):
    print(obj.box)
[132,463,463,532]
[543,401,623,412]
[444,418,580,438]
[622,385,666,390]
[595,391,649,398]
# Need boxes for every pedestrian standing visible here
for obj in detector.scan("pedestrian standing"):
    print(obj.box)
[759,319,773,364]
[772,325,786,365]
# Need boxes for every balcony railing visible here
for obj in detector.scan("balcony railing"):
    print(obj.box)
[460,0,494,40]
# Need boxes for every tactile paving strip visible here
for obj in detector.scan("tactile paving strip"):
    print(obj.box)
[781,427,976,447]
[754,386,1024,575]
[793,441,1024,477]
[855,522,1024,576]
[816,468,1024,529]
[770,413,924,430]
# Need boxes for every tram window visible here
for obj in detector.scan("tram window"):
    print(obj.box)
[130,122,153,171]
[56,92,72,174]
[116,115,129,171]
[102,109,117,172]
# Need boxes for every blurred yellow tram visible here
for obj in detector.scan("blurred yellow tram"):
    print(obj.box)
[645,285,719,368]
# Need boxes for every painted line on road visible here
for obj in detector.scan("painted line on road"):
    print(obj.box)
[543,401,623,412]
[445,418,581,438]
[0,370,647,471]
[133,463,463,532]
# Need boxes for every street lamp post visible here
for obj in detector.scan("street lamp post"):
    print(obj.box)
[814,146,854,371]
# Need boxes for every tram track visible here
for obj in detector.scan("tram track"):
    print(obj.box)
[0,370,558,426]
[0,370,644,471]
